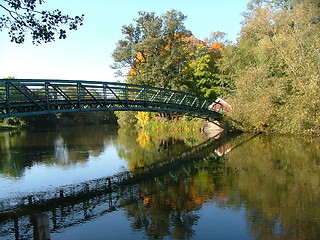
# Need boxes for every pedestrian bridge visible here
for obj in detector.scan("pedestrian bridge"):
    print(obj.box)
[0,79,222,120]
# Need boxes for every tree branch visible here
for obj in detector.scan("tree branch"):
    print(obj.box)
[0,1,84,44]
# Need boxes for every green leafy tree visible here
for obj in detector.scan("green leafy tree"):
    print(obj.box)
[182,36,227,99]
[219,0,320,133]
[115,111,137,128]
[112,10,192,90]
[112,10,191,126]
[0,0,84,44]
[113,11,231,126]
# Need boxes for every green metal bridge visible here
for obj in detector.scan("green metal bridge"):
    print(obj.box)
[0,79,222,120]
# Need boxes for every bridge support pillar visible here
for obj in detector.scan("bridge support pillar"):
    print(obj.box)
[32,213,51,240]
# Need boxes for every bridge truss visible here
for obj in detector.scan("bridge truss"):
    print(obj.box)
[0,79,221,120]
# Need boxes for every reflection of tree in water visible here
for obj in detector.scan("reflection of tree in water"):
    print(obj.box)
[0,125,118,177]
[157,136,185,154]
[120,134,320,240]
[124,177,201,239]
[114,128,230,239]
[0,130,51,177]
[216,134,320,240]
[122,158,227,240]
[117,128,208,171]
[126,202,198,240]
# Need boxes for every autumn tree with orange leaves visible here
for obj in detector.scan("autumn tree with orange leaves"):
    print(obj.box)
[181,35,226,99]
[112,10,229,126]
[112,10,227,99]
[112,10,191,91]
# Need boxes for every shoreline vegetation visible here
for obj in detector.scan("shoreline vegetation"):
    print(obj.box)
[1,110,319,137]
[0,125,20,131]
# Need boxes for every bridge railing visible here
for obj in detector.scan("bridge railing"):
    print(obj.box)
[0,79,221,119]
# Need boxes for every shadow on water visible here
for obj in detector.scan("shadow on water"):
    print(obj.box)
[0,128,320,240]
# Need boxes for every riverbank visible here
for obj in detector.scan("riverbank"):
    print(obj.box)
[233,127,320,137]
[0,125,21,131]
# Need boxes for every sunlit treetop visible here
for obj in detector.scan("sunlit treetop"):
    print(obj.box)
[0,0,84,45]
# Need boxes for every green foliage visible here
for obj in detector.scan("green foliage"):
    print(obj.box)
[182,49,220,99]
[146,117,204,136]
[2,117,25,127]
[112,11,229,99]
[223,134,320,239]
[21,114,59,128]
[57,111,117,126]
[116,110,203,131]
[112,10,191,90]
[219,0,320,134]
[0,0,84,44]
[115,111,137,128]
[17,111,117,129]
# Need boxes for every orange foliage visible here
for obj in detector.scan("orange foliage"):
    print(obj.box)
[143,196,152,206]
[181,35,204,46]
[208,42,224,59]
[128,51,145,77]
[128,34,224,76]
[209,42,224,51]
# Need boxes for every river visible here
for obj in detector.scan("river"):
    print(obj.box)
[0,125,319,240]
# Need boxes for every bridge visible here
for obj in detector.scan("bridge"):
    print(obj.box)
[0,79,222,120]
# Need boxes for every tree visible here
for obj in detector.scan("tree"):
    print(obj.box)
[0,0,84,44]
[219,0,320,133]
[181,35,227,99]
[113,11,229,96]
[112,10,192,90]
[113,11,230,126]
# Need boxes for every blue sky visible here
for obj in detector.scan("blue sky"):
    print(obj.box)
[0,0,249,82]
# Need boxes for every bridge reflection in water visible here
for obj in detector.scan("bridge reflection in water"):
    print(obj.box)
[0,132,235,240]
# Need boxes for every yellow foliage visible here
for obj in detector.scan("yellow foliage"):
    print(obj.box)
[135,111,151,128]
[136,130,153,150]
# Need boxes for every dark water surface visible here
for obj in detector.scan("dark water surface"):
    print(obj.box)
[0,125,319,240]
